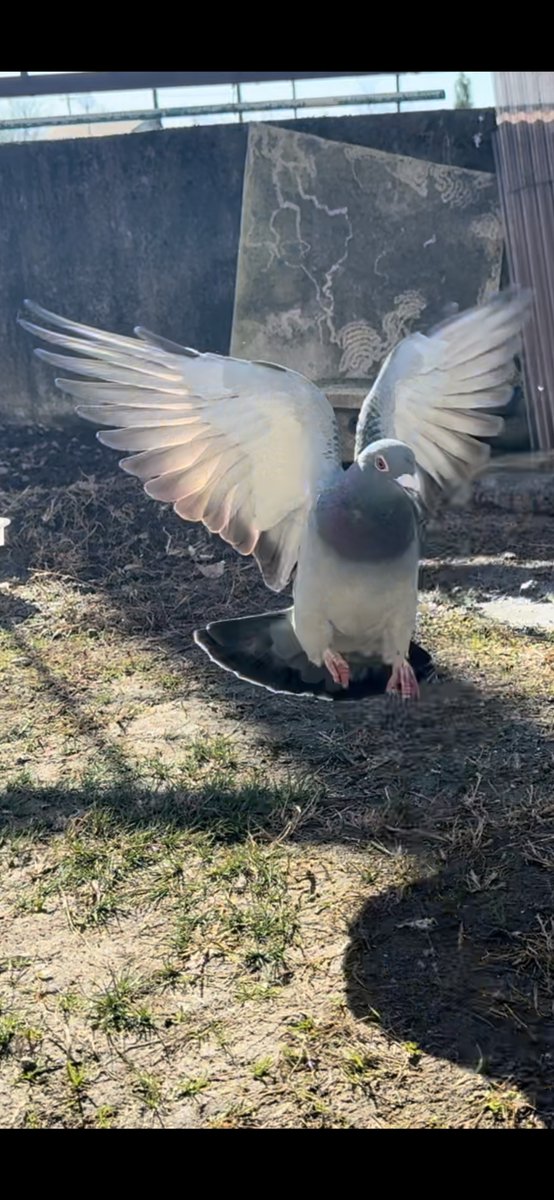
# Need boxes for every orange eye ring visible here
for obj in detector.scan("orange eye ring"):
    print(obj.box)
[375,455,389,472]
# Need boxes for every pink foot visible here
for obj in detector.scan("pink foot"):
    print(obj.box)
[323,649,350,689]
[386,658,420,700]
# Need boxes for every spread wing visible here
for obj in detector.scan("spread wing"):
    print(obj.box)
[355,288,532,505]
[20,301,341,592]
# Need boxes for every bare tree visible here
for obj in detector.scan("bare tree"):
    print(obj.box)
[454,73,473,109]
[0,90,100,143]
[0,97,45,143]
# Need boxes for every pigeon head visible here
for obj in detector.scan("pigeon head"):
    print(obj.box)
[355,438,419,489]
[315,439,419,563]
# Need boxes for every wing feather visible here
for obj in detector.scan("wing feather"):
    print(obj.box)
[20,300,340,591]
[355,288,532,499]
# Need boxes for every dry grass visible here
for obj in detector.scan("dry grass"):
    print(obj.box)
[1,428,554,1127]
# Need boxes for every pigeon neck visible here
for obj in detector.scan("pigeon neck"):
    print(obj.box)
[315,467,417,563]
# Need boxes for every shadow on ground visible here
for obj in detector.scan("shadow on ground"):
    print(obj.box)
[3,604,554,1123]
[421,560,554,600]
[345,855,554,1125]
[2,429,554,1124]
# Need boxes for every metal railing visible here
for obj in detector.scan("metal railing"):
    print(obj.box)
[0,90,446,133]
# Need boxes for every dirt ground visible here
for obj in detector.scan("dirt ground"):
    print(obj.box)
[1,425,554,1129]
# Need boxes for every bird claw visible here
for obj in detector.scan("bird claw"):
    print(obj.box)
[323,649,350,689]
[386,658,420,700]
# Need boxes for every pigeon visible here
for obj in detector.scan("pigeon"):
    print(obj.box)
[19,288,531,701]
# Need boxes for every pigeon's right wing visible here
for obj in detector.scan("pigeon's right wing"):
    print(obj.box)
[355,288,532,504]
[20,302,342,592]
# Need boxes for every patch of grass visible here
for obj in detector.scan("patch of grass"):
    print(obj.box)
[89,973,156,1038]
[15,886,49,914]
[59,991,86,1016]
[22,1026,44,1052]
[18,1056,47,1084]
[152,764,320,842]
[422,600,553,697]
[0,1011,20,1056]
[3,768,36,796]
[344,1049,380,1085]
[133,1072,163,1112]
[0,1007,44,1063]
[23,1108,43,1129]
[292,1085,342,1126]
[404,1041,423,1066]
[149,962,186,992]
[1,754,319,853]
[176,1076,209,1098]
[482,1088,527,1126]
[289,1015,317,1036]
[184,736,238,771]
[234,981,281,1003]
[174,1016,229,1050]
[213,844,300,981]
[66,1059,88,1089]
[165,841,302,984]
[14,806,188,929]
[77,884,120,928]
[278,1014,326,1080]
[0,955,32,974]
[66,1058,89,1103]
[250,1057,274,1080]
[171,891,208,958]
[209,1103,257,1129]
[148,856,203,906]
[95,1105,117,1129]
[281,1042,318,1072]
[155,671,183,696]
[238,904,298,976]
[0,829,41,870]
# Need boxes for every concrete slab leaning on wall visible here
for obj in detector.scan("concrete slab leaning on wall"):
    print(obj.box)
[231,123,503,459]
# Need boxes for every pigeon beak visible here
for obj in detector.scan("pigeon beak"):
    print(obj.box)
[396,473,420,493]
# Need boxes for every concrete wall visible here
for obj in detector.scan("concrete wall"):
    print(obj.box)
[0,108,498,423]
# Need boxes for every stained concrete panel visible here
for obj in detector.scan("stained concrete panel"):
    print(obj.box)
[231,123,503,399]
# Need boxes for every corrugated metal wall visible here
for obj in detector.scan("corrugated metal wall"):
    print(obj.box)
[494,72,554,448]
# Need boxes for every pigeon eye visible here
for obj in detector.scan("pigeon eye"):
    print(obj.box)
[375,455,389,472]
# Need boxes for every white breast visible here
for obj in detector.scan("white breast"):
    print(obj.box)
[293,523,419,666]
